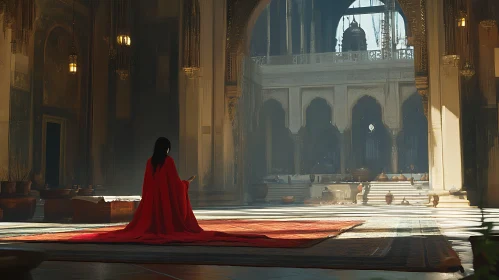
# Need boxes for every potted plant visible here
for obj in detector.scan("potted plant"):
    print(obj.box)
[468,181,499,279]
[0,168,16,196]
[11,162,32,196]
[281,196,295,204]
[0,167,8,195]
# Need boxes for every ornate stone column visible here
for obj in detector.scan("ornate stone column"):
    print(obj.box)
[292,134,302,174]
[266,5,271,61]
[339,130,346,174]
[425,0,445,191]
[286,0,293,55]
[390,130,399,173]
[0,28,31,178]
[310,0,316,54]
[299,0,305,54]
[441,55,463,190]
[288,87,301,134]
[0,29,12,171]
[213,0,228,190]
[179,0,201,192]
[265,117,272,174]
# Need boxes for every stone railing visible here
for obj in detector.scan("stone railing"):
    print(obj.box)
[251,49,414,66]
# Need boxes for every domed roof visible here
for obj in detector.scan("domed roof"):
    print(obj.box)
[341,19,367,52]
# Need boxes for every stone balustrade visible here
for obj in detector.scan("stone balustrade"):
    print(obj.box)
[252,49,414,66]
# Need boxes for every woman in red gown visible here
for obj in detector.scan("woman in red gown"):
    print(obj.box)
[71,137,292,246]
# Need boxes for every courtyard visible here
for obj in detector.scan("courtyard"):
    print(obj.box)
[1,204,497,279]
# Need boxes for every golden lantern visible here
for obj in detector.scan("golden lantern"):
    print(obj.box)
[69,0,77,74]
[117,34,131,46]
[457,11,467,27]
[69,47,78,74]
[460,61,475,79]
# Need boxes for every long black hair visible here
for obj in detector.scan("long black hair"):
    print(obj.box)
[151,137,171,175]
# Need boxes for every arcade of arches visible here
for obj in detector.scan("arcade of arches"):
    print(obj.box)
[0,0,498,207]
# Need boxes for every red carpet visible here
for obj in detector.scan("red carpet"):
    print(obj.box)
[1,220,362,248]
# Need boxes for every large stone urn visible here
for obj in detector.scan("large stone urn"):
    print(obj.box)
[377,172,389,182]
[251,183,269,203]
[469,235,499,277]
[352,168,371,182]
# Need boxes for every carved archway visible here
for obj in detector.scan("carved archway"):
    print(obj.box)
[225,0,429,120]
[351,95,391,173]
[303,98,341,173]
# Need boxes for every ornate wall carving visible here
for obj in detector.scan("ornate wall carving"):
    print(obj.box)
[0,0,36,55]
[347,86,386,118]
[42,26,81,111]
[182,0,200,76]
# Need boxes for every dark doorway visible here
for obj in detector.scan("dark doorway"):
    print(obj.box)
[352,96,391,173]
[45,122,61,187]
[303,98,341,174]
[399,93,428,173]
[253,99,294,178]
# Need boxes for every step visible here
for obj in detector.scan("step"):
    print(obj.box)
[367,191,427,194]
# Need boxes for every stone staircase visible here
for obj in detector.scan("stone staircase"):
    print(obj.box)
[360,181,429,205]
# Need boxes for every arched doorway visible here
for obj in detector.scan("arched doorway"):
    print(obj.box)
[254,99,294,178]
[351,96,391,173]
[231,0,431,191]
[399,93,428,173]
[303,98,340,174]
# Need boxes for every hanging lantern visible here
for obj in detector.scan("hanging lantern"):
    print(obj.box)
[113,0,132,80]
[460,61,475,79]
[68,0,77,74]
[69,46,78,74]
[116,33,131,46]
[181,0,200,78]
[457,10,467,27]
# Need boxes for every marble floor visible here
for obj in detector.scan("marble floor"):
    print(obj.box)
[1,205,498,280]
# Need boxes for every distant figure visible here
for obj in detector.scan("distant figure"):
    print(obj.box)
[69,137,272,245]
[401,197,410,205]
[432,194,440,207]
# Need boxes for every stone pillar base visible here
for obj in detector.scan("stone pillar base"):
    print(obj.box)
[427,192,472,208]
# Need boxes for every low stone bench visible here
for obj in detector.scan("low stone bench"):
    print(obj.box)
[71,196,141,223]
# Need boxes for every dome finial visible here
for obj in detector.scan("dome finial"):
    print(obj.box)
[342,17,367,52]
